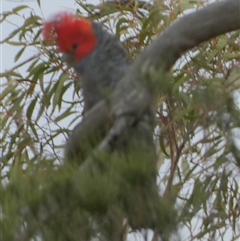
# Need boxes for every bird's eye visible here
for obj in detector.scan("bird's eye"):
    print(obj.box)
[72,44,78,51]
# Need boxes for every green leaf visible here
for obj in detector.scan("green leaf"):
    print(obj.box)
[159,135,169,157]
[29,62,49,85]
[23,15,42,27]
[52,73,69,112]
[28,123,39,140]
[115,17,129,39]
[6,41,26,46]
[37,0,41,8]
[26,97,38,121]
[54,108,76,123]
[12,5,29,13]
[2,28,21,43]
[14,46,26,62]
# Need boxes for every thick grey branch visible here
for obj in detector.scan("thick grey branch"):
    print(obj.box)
[112,0,240,116]
[65,0,240,161]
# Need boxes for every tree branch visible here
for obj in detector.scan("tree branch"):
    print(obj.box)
[112,0,240,116]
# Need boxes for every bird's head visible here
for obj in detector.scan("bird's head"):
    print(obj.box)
[43,13,97,62]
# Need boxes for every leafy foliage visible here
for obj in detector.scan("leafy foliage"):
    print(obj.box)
[1,1,240,241]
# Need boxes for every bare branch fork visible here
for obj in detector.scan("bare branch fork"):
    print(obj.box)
[65,0,240,164]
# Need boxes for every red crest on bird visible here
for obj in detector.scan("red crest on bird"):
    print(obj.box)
[43,13,97,61]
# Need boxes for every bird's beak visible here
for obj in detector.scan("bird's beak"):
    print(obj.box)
[62,53,75,66]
